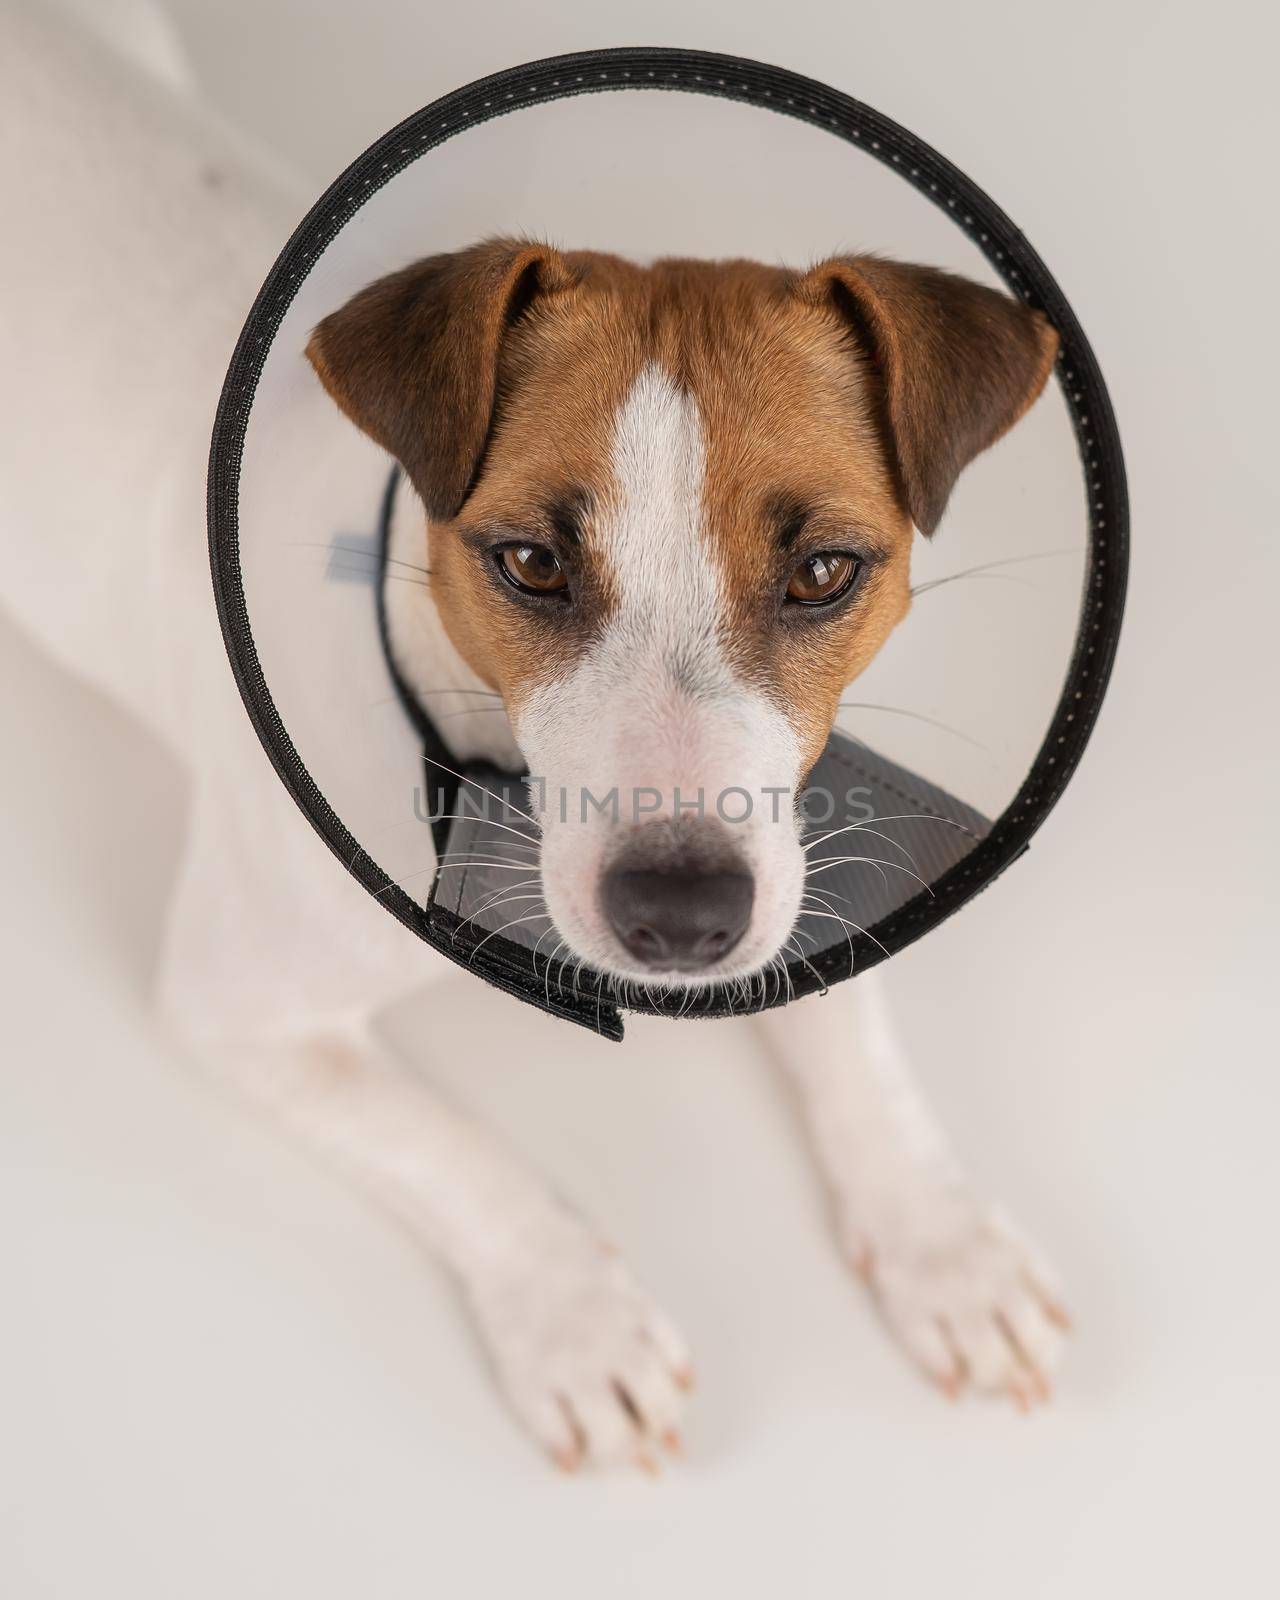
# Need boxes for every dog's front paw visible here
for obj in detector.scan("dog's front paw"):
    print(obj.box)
[848,1188,1070,1409]
[464,1211,693,1473]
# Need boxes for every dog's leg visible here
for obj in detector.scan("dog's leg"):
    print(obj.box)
[186,1020,692,1471]
[153,700,690,1472]
[755,971,1068,1406]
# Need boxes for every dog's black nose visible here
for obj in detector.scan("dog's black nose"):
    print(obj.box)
[601,864,754,971]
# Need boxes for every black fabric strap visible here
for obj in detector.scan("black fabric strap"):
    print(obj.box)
[374,467,457,861]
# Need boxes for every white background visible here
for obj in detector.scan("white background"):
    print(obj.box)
[2,1,1278,1596]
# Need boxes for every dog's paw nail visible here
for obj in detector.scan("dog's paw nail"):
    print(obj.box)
[1045,1299,1072,1331]
[675,1364,696,1392]
[635,1449,660,1477]
[469,1216,692,1474]
[660,1427,684,1456]
[857,1198,1068,1408]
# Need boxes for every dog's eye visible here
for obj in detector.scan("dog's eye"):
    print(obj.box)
[785,552,860,606]
[497,543,568,596]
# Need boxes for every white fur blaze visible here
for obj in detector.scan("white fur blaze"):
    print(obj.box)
[515,364,806,984]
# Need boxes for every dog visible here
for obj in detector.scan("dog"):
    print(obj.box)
[2,0,1069,1473]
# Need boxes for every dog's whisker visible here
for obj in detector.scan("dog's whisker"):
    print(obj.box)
[434,841,541,859]
[530,924,563,1004]
[784,935,830,995]
[435,853,539,873]
[542,938,568,1006]
[808,853,889,893]
[802,814,968,856]
[835,701,987,750]
[431,812,542,846]
[800,895,858,969]
[463,878,544,919]
[372,846,540,897]
[377,553,434,576]
[802,812,967,847]
[434,860,543,875]
[290,558,432,589]
[328,563,433,590]
[801,890,882,961]
[459,890,547,934]
[410,687,504,700]
[802,886,860,914]
[805,853,934,895]
[421,755,540,832]
[910,571,1032,599]
[798,902,890,962]
[909,545,1082,598]
[283,538,436,578]
[804,824,922,872]
[467,911,553,960]
[371,863,445,897]
[286,547,435,588]
[470,875,543,905]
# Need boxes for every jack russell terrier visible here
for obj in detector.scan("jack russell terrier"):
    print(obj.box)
[2,1,1069,1472]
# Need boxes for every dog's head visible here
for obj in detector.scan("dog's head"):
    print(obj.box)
[307,239,1056,988]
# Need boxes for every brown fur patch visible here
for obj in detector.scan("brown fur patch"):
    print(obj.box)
[793,256,1060,536]
[305,241,581,521]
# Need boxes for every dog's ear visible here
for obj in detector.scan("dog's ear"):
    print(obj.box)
[793,256,1059,535]
[305,237,579,520]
